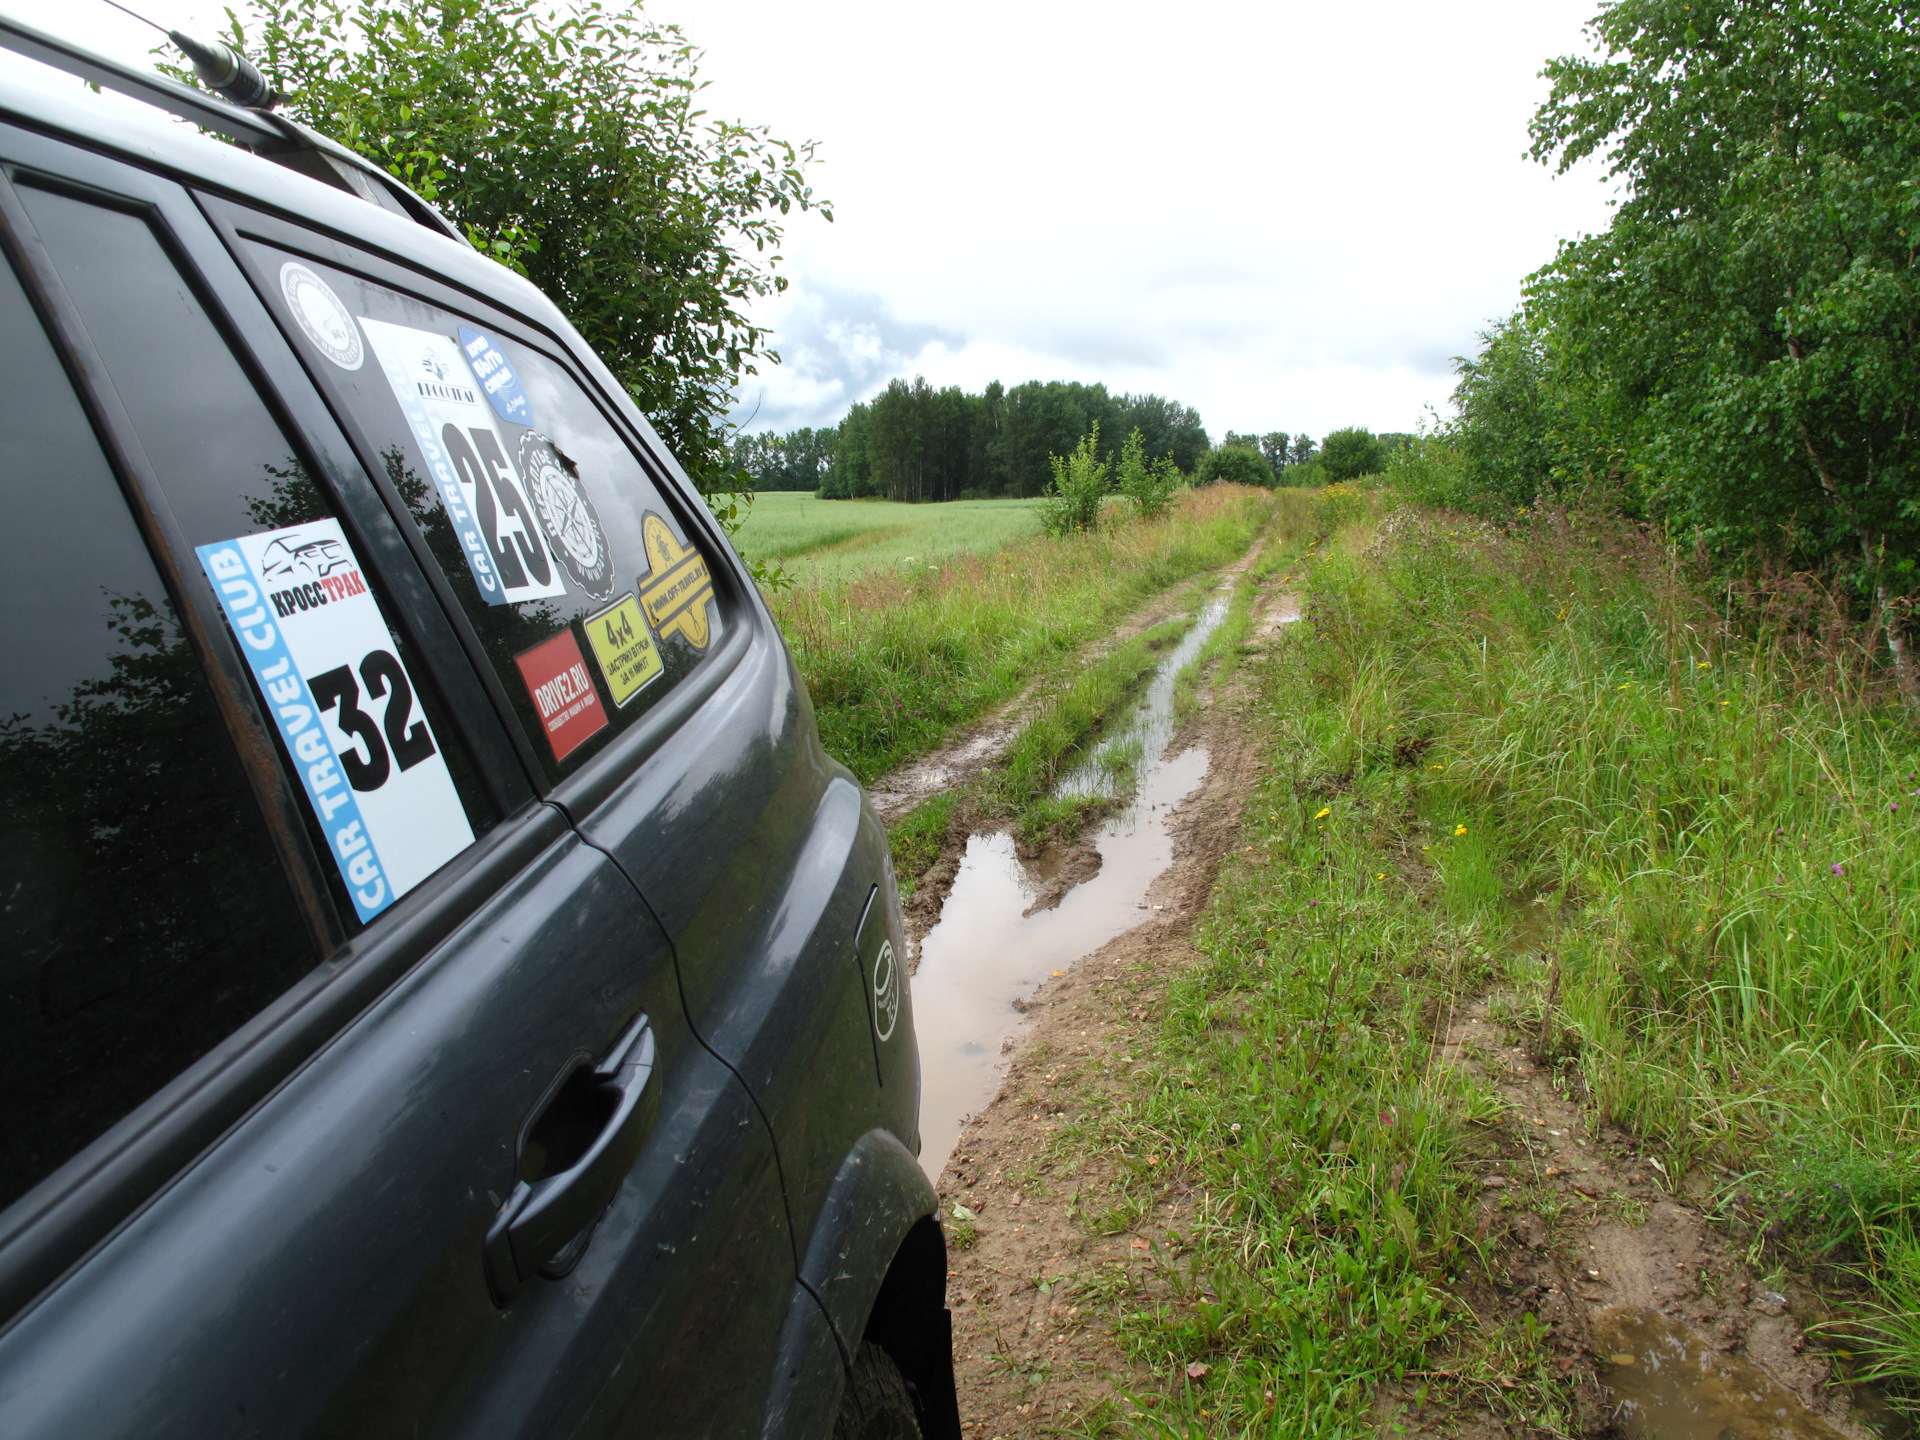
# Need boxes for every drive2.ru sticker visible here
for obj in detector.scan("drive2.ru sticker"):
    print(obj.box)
[514,629,608,761]
[197,520,474,923]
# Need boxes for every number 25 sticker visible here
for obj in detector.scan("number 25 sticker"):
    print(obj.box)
[198,519,473,922]
[358,317,568,607]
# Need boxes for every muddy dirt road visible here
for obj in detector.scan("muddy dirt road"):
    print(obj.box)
[895,535,1289,1434]
[895,523,1889,1439]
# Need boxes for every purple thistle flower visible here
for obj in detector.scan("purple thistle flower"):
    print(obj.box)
[1831,863,1845,876]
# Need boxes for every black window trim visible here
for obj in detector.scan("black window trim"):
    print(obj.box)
[0,166,346,957]
[0,146,567,1338]
[195,195,768,809]
[0,117,535,827]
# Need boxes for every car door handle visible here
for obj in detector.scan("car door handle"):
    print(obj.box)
[485,1012,659,1303]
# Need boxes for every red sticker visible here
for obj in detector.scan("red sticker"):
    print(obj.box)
[514,629,608,762]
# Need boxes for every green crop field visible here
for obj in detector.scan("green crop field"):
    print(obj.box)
[732,493,1042,582]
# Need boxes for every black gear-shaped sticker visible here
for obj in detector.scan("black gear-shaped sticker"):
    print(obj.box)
[517,432,614,602]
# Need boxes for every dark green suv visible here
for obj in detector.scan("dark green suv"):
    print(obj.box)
[0,19,953,1439]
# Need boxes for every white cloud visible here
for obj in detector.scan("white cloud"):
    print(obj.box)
[12,0,1620,440]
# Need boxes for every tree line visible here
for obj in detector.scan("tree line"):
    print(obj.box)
[734,379,1408,500]
[1408,0,1920,701]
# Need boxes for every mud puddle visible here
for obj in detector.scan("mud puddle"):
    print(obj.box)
[911,594,1232,1178]
[1595,1307,1851,1440]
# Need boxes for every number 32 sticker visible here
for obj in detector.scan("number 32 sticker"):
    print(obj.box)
[197,519,474,922]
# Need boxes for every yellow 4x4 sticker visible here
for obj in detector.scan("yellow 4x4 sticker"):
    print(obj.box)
[638,513,714,650]
[584,593,664,707]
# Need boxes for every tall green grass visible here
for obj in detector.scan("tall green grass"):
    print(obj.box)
[1066,496,1920,1433]
[1294,504,1920,1395]
[777,486,1276,782]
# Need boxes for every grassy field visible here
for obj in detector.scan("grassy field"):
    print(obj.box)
[734,492,1042,583]
[774,485,1277,786]
[1057,494,1920,1433]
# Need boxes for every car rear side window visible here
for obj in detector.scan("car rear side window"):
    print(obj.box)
[0,249,313,1211]
[16,183,491,927]
[245,243,727,781]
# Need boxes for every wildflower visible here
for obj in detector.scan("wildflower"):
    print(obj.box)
[1314,807,1331,820]
[1831,863,1845,876]
[1455,824,1468,836]
[1376,872,1386,880]
[1430,762,1445,771]
[1698,661,1710,670]
[1894,803,1901,813]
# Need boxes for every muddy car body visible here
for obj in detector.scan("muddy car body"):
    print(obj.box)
[0,20,953,1439]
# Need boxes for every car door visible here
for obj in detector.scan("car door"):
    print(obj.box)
[0,127,795,1439]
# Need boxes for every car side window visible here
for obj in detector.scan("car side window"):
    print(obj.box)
[0,250,314,1211]
[15,183,491,927]
[245,242,727,781]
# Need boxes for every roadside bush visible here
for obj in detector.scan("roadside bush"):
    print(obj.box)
[1114,426,1181,519]
[1382,434,1493,514]
[1318,426,1386,481]
[1195,444,1273,488]
[1036,424,1110,536]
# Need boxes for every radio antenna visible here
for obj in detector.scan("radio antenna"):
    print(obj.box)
[99,0,280,109]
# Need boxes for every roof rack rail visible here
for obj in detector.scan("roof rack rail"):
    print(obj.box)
[0,13,468,246]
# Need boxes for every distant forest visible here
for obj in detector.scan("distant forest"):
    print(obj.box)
[732,373,1407,500]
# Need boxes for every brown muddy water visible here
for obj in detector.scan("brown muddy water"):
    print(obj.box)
[911,593,1232,1179]
[1594,1307,1855,1440]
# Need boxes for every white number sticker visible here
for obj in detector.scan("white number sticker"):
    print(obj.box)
[359,317,568,607]
[197,519,474,923]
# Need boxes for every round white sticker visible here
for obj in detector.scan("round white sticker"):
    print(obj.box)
[280,261,364,371]
[872,939,900,1043]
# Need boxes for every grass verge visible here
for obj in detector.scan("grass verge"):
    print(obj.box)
[1066,493,1920,1433]
[776,485,1275,784]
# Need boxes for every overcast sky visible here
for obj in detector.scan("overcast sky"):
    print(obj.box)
[11,0,1619,442]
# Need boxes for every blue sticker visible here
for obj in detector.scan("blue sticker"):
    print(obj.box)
[458,325,534,429]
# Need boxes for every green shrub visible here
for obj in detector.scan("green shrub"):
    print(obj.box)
[1036,424,1110,536]
[1319,426,1386,481]
[1115,426,1180,519]
[1195,444,1273,488]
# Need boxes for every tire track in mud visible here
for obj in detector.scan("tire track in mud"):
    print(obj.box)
[902,553,1299,1437]
[1408,988,1883,1440]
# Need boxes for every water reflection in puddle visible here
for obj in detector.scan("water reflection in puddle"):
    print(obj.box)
[911,594,1234,1179]
[1594,1308,1852,1440]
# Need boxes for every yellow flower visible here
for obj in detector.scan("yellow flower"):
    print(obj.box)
[1698,661,1710,670]
[1617,683,1631,691]
[1375,872,1386,880]
[1454,824,1468,836]
[1429,763,1445,771]
[1314,807,1331,820]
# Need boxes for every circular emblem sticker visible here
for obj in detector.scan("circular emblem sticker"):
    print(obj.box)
[519,433,614,601]
[279,261,363,371]
[871,939,900,1043]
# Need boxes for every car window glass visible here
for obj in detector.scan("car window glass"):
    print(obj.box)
[16,183,491,922]
[245,243,727,781]
[0,251,313,1211]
